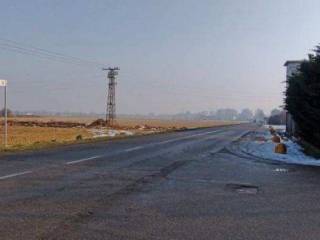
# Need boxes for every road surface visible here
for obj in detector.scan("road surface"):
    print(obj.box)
[1,124,320,239]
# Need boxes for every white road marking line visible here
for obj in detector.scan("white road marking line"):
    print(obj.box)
[0,129,227,180]
[65,155,102,165]
[124,146,144,152]
[0,171,32,180]
[122,129,223,152]
[156,130,222,145]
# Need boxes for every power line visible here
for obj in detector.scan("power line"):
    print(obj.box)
[122,80,281,100]
[125,87,279,102]
[0,45,89,67]
[0,38,104,66]
[0,38,281,106]
[0,38,105,67]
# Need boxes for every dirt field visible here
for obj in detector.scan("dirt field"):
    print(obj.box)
[7,116,96,124]
[0,126,93,150]
[7,116,237,128]
[116,118,237,129]
[0,116,239,150]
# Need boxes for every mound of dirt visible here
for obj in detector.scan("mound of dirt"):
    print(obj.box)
[5,120,86,128]
[87,119,107,128]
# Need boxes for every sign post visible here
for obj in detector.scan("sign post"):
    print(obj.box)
[0,80,8,148]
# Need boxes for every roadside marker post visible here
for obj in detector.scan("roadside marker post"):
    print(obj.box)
[0,80,8,148]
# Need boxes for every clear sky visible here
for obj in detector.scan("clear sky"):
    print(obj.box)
[0,0,319,115]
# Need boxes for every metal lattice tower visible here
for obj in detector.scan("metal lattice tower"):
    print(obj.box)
[103,67,120,126]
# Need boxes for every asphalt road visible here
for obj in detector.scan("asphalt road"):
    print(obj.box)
[1,124,320,240]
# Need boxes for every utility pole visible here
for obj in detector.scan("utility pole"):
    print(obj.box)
[102,67,120,126]
[0,80,8,148]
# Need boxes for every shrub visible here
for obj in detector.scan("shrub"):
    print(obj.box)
[76,135,83,141]
[285,45,320,147]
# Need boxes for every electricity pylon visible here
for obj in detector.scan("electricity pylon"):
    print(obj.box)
[102,67,120,126]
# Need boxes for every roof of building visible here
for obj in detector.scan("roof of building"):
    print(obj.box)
[284,60,304,66]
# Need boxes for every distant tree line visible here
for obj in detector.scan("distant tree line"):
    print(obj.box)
[267,109,286,125]
[285,45,320,147]
[154,108,268,122]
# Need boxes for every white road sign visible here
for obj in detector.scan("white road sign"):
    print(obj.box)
[0,80,7,87]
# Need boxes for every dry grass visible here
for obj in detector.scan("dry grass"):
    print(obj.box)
[116,118,237,128]
[9,116,239,128]
[0,126,92,150]
[0,116,239,151]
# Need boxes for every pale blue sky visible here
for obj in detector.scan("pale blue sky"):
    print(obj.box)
[0,0,319,114]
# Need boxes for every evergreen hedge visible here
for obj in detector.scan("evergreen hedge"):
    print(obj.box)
[285,46,320,147]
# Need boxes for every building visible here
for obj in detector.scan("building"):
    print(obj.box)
[284,60,303,136]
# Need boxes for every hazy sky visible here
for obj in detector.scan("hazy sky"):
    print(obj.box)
[0,0,320,115]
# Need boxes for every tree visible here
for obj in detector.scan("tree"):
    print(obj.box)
[268,110,286,125]
[238,108,253,121]
[215,108,238,121]
[270,108,281,116]
[254,109,265,122]
[0,108,13,117]
[285,45,320,146]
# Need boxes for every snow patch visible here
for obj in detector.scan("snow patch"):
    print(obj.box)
[89,129,134,138]
[240,127,320,166]
[264,124,286,131]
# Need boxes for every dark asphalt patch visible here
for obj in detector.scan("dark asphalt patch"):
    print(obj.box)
[225,183,259,194]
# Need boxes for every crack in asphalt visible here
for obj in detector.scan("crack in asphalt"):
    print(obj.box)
[40,158,192,240]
